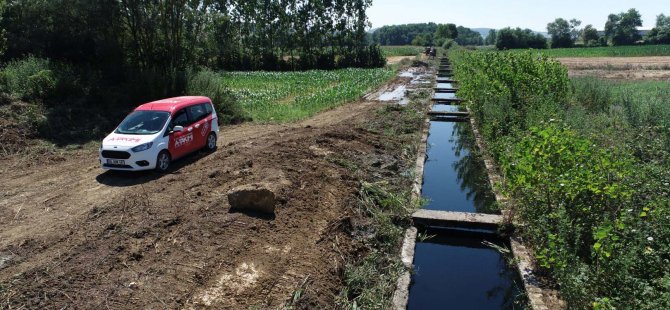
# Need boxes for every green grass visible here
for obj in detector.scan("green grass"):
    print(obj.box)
[607,79,670,96]
[335,92,430,309]
[216,68,394,122]
[507,44,670,57]
[380,46,424,57]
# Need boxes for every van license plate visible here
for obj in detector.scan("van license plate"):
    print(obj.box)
[107,159,125,165]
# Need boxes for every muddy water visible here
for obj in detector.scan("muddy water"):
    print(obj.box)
[407,228,526,309]
[378,85,407,101]
[422,121,497,213]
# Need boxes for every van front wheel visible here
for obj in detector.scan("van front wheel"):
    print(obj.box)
[205,133,217,152]
[156,151,171,172]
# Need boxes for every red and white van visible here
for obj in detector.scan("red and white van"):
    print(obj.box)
[99,96,220,171]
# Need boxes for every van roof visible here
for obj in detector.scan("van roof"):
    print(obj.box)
[135,96,211,113]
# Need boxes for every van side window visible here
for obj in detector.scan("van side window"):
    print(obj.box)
[171,109,190,128]
[203,102,213,115]
[187,104,207,122]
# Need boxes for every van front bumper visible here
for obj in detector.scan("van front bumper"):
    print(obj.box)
[99,147,157,171]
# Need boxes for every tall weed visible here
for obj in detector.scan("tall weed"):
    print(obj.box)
[0,56,55,101]
[186,69,250,124]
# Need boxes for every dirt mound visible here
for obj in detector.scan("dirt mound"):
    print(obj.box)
[0,101,40,155]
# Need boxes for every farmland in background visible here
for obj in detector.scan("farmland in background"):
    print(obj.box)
[381,46,425,57]
[218,68,395,122]
[508,44,670,57]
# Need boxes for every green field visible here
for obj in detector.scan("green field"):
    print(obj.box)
[217,68,394,122]
[380,45,424,57]
[507,44,670,57]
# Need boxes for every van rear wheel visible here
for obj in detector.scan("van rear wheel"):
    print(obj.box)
[156,151,171,172]
[205,133,217,152]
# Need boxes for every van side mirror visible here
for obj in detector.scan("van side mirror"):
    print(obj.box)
[172,125,184,132]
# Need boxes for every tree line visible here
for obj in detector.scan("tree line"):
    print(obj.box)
[1,0,384,72]
[486,8,670,50]
[0,0,384,143]
[370,23,483,47]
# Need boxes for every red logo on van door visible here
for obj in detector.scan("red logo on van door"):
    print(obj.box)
[175,133,193,148]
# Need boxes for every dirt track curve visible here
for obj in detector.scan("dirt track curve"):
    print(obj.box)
[0,72,426,309]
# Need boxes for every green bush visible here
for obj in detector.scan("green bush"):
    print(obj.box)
[186,69,250,124]
[450,49,569,158]
[500,124,632,266]
[451,48,670,308]
[0,56,56,101]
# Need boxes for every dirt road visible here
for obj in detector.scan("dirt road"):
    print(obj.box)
[0,71,428,308]
[557,56,670,80]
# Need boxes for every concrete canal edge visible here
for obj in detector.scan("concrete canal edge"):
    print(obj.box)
[391,227,418,309]
[468,110,565,309]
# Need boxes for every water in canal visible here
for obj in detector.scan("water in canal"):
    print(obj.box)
[431,105,462,112]
[422,120,497,214]
[433,92,457,100]
[407,228,527,310]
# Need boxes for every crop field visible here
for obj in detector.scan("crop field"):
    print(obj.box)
[217,68,394,122]
[381,45,425,57]
[508,44,670,58]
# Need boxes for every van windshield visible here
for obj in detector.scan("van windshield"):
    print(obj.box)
[115,111,170,135]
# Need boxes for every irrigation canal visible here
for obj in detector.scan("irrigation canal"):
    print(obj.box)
[400,57,528,309]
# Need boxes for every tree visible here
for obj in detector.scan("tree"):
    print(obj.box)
[547,18,581,48]
[569,19,582,41]
[434,23,458,46]
[495,27,547,49]
[454,26,483,46]
[435,23,458,40]
[605,8,642,45]
[645,14,670,44]
[485,29,497,45]
[371,23,438,45]
[0,0,5,56]
[547,18,572,48]
[581,24,601,46]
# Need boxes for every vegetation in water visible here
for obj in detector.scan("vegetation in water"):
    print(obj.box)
[450,47,670,309]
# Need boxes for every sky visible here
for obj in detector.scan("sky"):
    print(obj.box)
[367,0,668,31]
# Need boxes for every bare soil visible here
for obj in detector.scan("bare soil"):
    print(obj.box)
[557,56,670,81]
[386,56,413,65]
[0,75,424,308]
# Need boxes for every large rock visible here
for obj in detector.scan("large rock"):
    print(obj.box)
[227,183,276,215]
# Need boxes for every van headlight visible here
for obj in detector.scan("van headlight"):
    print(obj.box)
[131,142,153,152]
